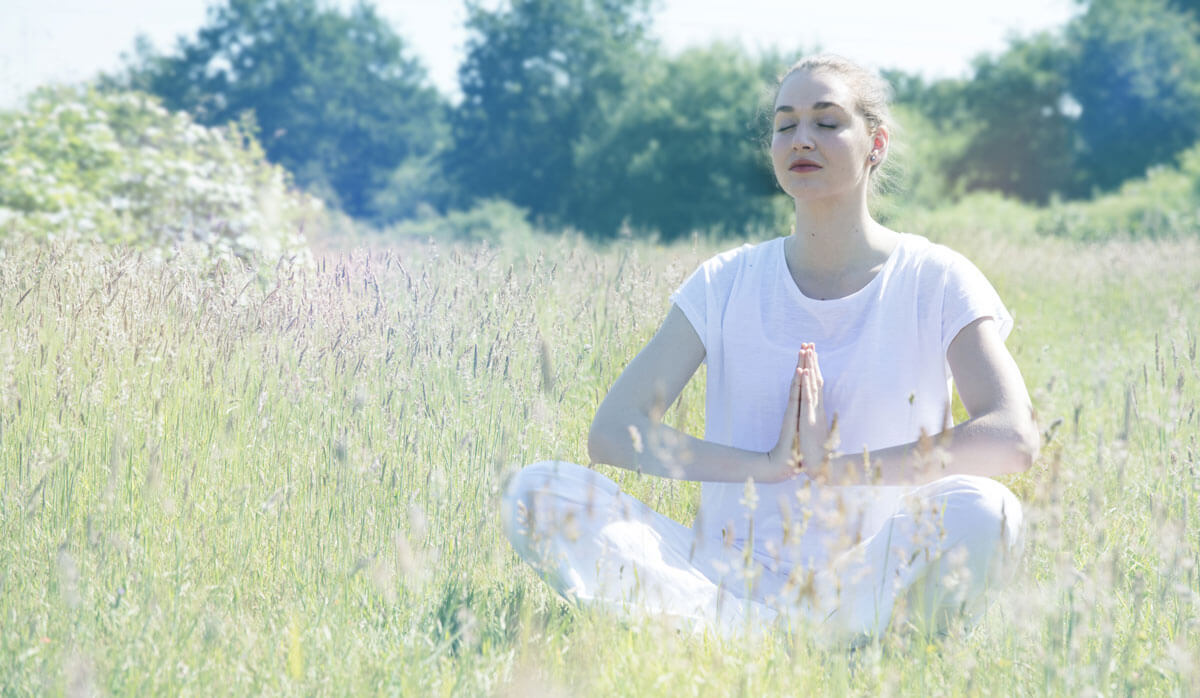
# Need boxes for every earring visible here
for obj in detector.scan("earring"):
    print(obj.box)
[869,152,878,162]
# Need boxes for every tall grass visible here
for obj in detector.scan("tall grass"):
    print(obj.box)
[1,225,1197,695]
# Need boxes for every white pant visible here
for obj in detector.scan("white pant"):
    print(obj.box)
[501,461,1023,643]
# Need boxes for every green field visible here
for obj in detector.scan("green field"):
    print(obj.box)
[1,219,1198,695]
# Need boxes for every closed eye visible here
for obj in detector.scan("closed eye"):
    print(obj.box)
[776,122,837,133]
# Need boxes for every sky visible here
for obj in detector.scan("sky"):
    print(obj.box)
[0,0,1081,108]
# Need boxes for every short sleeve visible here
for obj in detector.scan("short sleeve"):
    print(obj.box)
[667,243,752,360]
[669,263,709,350]
[940,251,1013,356]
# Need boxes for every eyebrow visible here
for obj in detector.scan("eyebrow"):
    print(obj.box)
[775,101,846,114]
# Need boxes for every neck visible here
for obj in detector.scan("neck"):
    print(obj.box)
[788,190,889,274]
[782,189,901,300]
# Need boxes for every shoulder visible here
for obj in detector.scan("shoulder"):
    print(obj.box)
[894,233,956,268]
[895,234,1012,342]
[690,237,782,283]
[892,233,986,281]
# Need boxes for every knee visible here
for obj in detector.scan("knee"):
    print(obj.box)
[501,461,565,540]
[504,460,566,503]
[500,460,616,545]
[502,460,607,505]
[916,475,1023,556]
[914,477,1025,620]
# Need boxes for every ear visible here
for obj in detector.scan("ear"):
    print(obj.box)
[871,126,890,159]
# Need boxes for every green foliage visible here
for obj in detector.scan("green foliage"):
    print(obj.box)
[887,140,1200,243]
[895,0,1200,204]
[452,15,791,240]
[0,86,319,266]
[879,104,965,211]
[85,0,1200,238]
[952,34,1077,202]
[447,0,653,224]
[1037,141,1200,240]
[119,0,448,220]
[891,191,1043,248]
[1170,0,1200,21]
[890,34,1076,204]
[1067,0,1200,194]
[570,43,781,240]
[366,151,457,225]
[384,197,539,247]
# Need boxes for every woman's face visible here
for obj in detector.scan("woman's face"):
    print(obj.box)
[770,69,880,201]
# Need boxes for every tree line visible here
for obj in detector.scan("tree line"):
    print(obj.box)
[107,0,1200,240]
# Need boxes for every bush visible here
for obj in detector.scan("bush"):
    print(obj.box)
[889,191,1042,249]
[385,198,538,246]
[1036,141,1200,241]
[0,85,322,269]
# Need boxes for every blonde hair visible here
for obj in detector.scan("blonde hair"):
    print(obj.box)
[775,54,899,194]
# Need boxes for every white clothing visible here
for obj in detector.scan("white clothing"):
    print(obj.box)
[669,233,1013,568]
[501,233,1023,641]
[502,461,1022,641]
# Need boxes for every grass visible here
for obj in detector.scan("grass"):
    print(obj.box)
[1,221,1198,695]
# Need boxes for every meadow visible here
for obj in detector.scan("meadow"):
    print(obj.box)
[1,209,1198,695]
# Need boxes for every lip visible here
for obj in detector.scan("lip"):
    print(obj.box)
[788,158,822,172]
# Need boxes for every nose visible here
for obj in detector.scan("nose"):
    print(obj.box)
[790,124,815,151]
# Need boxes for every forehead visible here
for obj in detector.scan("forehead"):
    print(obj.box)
[774,69,856,113]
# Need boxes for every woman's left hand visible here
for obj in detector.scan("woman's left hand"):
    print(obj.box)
[798,343,834,477]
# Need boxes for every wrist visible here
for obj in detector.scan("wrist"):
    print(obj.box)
[806,450,849,485]
[758,448,803,484]
[752,449,781,483]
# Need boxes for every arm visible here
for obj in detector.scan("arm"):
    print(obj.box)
[587,305,801,482]
[806,317,1039,486]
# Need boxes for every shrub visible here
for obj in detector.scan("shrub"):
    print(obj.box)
[385,198,538,246]
[1036,141,1200,241]
[886,191,1042,250]
[0,85,322,269]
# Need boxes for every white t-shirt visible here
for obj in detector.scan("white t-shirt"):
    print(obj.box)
[669,233,1012,565]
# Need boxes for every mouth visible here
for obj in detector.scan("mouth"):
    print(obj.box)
[788,159,822,172]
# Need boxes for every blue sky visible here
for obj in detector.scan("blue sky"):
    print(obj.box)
[0,0,1080,108]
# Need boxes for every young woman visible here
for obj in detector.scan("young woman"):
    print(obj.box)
[501,55,1038,642]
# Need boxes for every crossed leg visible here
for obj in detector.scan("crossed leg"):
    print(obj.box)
[502,461,1023,643]
[501,460,778,635]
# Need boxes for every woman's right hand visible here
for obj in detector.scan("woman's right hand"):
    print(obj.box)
[764,349,807,482]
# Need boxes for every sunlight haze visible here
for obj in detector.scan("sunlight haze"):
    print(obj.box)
[0,0,1079,108]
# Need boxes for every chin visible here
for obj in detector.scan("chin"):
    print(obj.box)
[780,179,864,204]
[781,185,840,202]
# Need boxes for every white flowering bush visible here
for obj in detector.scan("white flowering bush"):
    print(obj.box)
[0,85,322,269]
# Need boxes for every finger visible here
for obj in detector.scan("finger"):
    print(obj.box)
[785,365,803,428]
[795,350,804,397]
[810,345,824,387]
[807,368,821,424]
[800,368,815,425]
[787,366,803,464]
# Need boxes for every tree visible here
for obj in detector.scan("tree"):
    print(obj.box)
[892,0,1200,203]
[447,0,652,224]
[1168,0,1200,21]
[120,0,447,219]
[570,44,781,239]
[889,36,1079,203]
[948,34,1078,202]
[1067,0,1200,193]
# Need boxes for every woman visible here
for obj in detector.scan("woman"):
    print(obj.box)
[501,55,1038,643]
